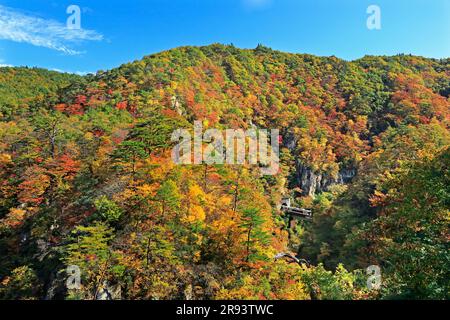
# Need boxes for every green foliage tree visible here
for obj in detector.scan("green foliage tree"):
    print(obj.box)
[364,148,450,299]
[94,196,123,224]
[0,266,41,300]
[63,222,114,299]
[239,208,271,264]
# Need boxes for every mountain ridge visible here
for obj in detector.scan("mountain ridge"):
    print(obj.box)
[0,43,448,300]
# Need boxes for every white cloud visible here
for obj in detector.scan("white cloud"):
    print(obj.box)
[74,71,93,76]
[0,5,103,55]
[51,68,93,76]
[0,58,12,67]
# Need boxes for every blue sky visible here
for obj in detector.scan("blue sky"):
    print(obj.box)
[0,0,449,74]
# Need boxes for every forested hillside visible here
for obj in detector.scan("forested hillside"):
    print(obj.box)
[0,44,448,300]
[0,67,81,109]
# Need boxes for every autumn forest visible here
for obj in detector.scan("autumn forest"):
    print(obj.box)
[0,44,448,300]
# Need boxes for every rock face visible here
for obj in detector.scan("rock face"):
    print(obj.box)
[283,134,356,196]
[96,281,122,300]
[295,160,356,196]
